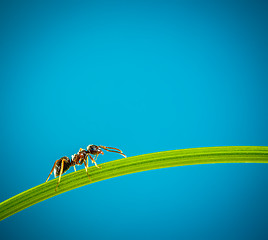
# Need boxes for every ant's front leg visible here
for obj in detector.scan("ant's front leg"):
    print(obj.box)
[88,155,101,168]
[94,154,99,162]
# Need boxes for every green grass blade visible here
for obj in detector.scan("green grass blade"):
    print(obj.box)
[1,146,268,221]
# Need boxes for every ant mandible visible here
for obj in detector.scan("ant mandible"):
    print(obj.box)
[46,144,126,191]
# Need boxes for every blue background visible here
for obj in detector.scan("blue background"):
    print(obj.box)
[0,0,267,239]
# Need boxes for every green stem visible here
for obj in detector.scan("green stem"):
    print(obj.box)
[1,146,268,221]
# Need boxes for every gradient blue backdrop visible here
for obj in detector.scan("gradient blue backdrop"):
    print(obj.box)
[0,0,267,239]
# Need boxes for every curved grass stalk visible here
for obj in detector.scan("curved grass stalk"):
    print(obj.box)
[1,146,268,221]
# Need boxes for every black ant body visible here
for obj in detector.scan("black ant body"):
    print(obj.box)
[46,145,126,191]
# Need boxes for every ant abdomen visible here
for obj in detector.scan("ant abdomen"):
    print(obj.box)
[54,157,71,177]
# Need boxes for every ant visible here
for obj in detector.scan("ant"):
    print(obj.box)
[46,144,126,191]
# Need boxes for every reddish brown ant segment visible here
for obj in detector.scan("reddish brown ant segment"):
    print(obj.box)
[72,149,91,181]
[46,144,126,191]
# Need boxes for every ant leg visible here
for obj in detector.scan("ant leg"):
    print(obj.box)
[55,160,65,191]
[86,156,89,168]
[99,145,127,158]
[71,154,76,172]
[89,155,101,168]
[46,160,60,182]
[83,159,91,181]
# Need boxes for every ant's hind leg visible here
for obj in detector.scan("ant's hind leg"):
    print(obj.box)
[46,160,60,182]
[55,160,65,191]
[89,155,101,168]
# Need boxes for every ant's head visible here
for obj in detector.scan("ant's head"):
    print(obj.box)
[87,145,104,155]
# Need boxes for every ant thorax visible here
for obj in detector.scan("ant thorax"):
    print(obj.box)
[72,149,87,165]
